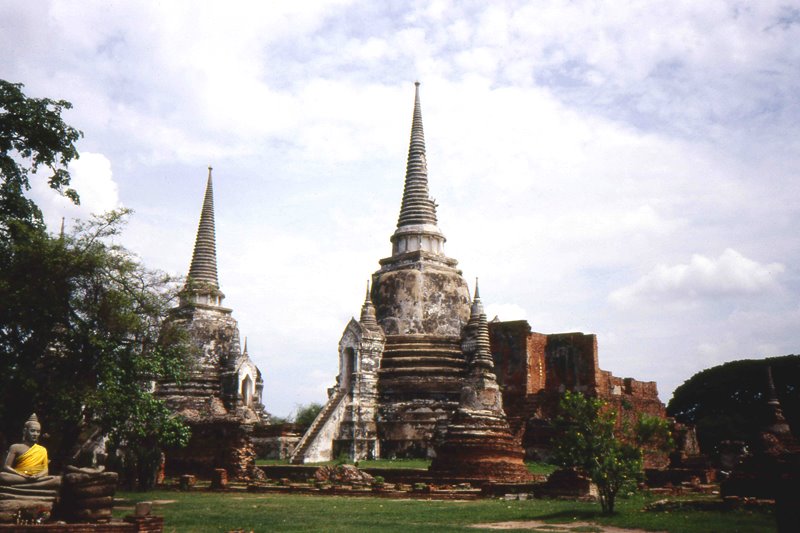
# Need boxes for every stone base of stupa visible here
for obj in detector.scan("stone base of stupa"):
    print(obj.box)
[429,412,533,484]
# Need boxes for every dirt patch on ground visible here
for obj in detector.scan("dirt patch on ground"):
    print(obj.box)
[470,521,666,532]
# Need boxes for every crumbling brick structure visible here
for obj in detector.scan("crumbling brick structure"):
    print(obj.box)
[489,320,667,466]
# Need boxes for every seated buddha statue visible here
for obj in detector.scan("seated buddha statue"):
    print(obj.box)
[0,413,61,490]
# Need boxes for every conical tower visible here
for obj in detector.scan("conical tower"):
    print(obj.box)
[180,166,226,308]
[157,167,264,479]
[429,282,533,483]
[390,82,446,257]
[372,82,470,336]
[369,82,472,458]
[293,84,473,463]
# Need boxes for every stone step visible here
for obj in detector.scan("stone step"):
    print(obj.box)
[380,356,465,369]
[382,348,463,358]
[290,389,347,463]
[379,366,465,376]
[384,339,461,348]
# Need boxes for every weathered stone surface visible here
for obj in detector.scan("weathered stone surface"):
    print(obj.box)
[0,415,61,523]
[291,288,386,463]
[313,465,375,484]
[252,423,300,460]
[373,259,470,337]
[210,469,227,490]
[165,420,256,479]
[536,468,598,500]
[56,472,117,523]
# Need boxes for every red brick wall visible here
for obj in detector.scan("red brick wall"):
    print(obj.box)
[490,320,669,466]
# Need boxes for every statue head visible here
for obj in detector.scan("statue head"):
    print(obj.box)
[22,413,41,445]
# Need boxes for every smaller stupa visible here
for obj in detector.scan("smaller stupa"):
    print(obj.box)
[429,281,533,483]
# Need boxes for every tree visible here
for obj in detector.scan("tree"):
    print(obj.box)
[0,210,191,489]
[553,391,646,514]
[667,355,799,455]
[294,402,323,431]
[0,81,190,489]
[0,79,82,237]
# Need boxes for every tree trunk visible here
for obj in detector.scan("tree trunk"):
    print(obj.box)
[599,487,616,514]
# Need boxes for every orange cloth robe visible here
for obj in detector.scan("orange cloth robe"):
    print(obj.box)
[13,444,48,476]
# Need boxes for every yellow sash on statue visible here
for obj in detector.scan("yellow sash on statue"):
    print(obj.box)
[13,443,48,476]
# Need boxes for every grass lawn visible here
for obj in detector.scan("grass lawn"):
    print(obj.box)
[115,490,774,533]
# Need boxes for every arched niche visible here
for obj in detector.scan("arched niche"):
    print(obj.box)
[241,374,254,406]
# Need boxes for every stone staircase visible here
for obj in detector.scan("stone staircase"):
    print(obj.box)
[289,388,347,464]
[379,335,465,395]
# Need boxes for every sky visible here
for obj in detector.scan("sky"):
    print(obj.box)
[2,0,799,418]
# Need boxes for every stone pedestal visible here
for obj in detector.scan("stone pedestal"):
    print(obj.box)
[57,471,117,523]
[211,469,228,490]
[0,486,59,524]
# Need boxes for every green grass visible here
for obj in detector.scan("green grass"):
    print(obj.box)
[525,461,558,476]
[255,458,291,466]
[355,458,431,469]
[115,490,774,533]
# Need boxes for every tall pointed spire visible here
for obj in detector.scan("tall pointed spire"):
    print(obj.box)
[187,166,219,288]
[467,279,494,372]
[390,82,446,257]
[397,82,438,228]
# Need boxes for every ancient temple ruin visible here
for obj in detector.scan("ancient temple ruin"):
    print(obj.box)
[291,83,666,464]
[291,83,472,463]
[156,167,265,478]
[429,283,533,483]
[489,321,667,464]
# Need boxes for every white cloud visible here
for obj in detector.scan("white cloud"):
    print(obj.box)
[30,152,121,231]
[3,0,800,414]
[68,153,120,212]
[484,303,528,322]
[609,249,785,307]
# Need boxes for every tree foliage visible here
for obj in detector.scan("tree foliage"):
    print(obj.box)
[0,80,82,236]
[294,402,323,431]
[0,81,189,489]
[0,211,191,476]
[553,392,649,514]
[667,355,799,454]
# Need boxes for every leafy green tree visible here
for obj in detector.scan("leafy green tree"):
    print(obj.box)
[0,79,82,237]
[553,391,644,514]
[667,355,799,455]
[0,80,190,489]
[294,402,323,431]
[0,210,191,488]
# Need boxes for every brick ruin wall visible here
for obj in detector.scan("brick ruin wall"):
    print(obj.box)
[251,423,301,460]
[163,420,256,479]
[489,321,668,467]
